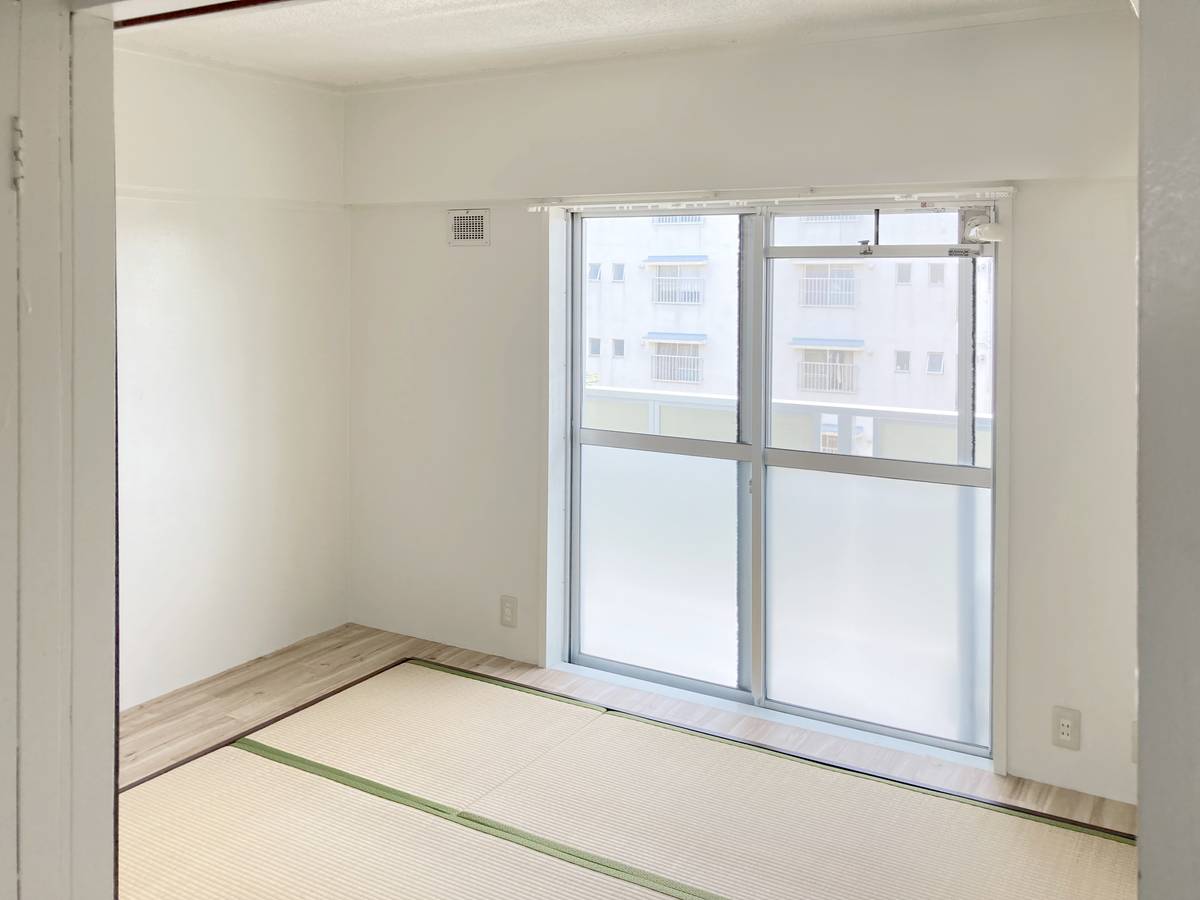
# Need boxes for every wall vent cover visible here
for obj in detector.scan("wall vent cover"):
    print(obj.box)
[447,209,490,246]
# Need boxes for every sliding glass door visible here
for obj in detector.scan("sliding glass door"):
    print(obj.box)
[569,202,997,754]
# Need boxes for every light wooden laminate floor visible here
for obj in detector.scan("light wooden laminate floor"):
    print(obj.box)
[118,622,1137,835]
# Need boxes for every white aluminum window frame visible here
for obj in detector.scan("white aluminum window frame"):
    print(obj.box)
[565,198,1009,764]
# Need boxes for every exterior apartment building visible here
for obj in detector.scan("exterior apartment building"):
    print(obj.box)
[582,212,993,463]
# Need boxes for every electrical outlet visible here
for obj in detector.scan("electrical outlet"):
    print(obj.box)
[1052,706,1081,751]
[500,595,518,628]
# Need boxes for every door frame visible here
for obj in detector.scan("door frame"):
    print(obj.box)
[4,3,116,897]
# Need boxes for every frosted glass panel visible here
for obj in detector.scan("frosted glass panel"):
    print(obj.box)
[579,445,738,686]
[766,467,991,746]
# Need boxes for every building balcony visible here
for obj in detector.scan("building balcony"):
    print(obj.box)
[652,275,705,305]
[651,353,704,384]
[801,274,857,308]
[798,361,858,393]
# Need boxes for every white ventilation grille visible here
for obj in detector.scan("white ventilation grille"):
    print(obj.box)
[447,209,490,246]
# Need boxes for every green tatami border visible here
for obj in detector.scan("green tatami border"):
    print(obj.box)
[234,737,724,900]
[397,660,1136,847]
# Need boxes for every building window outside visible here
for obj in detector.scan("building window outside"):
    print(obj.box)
[800,263,856,307]
[612,338,625,358]
[611,262,625,282]
[587,262,602,282]
[588,337,601,356]
[927,351,945,375]
[799,348,858,393]
[651,264,705,305]
[895,350,912,374]
[651,341,702,383]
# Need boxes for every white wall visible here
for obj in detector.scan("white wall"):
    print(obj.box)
[345,14,1134,205]
[1006,178,1138,801]
[343,11,1139,802]
[348,205,550,663]
[116,50,350,708]
[1139,0,1200,894]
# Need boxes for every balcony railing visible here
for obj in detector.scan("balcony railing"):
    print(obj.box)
[652,215,703,225]
[798,361,858,393]
[795,214,862,223]
[652,353,704,384]
[801,274,856,307]
[652,275,705,305]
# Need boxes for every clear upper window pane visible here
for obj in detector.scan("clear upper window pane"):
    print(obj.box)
[769,257,984,466]
[877,210,960,244]
[773,213,873,247]
[579,445,739,687]
[766,467,991,746]
[581,215,740,442]
[772,209,961,247]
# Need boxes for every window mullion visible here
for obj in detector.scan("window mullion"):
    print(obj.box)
[765,244,986,260]
[763,447,991,489]
[957,258,977,466]
[568,214,585,664]
[749,211,768,704]
[578,427,752,461]
[735,215,755,693]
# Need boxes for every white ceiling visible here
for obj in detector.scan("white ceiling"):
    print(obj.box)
[114,0,1128,88]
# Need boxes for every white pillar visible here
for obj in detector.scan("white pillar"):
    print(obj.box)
[2,3,116,897]
[1139,1,1200,895]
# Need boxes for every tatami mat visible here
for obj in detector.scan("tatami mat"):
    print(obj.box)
[119,746,664,900]
[121,661,1137,900]
[249,660,603,809]
[466,712,1138,900]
